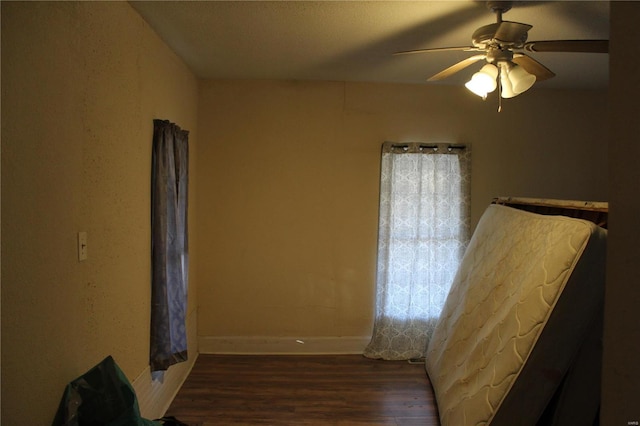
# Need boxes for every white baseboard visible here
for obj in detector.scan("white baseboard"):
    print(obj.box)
[198,335,371,355]
[132,308,198,420]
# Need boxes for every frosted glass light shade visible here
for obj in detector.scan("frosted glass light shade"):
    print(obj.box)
[509,65,536,94]
[465,79,489,98]
[465,64,499,98]
[500,69,517,98]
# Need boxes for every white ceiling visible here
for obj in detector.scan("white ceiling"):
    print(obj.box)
[130,1,609,89]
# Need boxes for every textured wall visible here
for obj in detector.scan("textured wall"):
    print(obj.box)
[195,79,608,345]
[1,1,619,423]
[1,2,198,424]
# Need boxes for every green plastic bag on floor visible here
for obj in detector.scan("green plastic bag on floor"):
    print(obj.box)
[52,355,160,426]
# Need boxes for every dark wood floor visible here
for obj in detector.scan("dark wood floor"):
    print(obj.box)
[165,354,440,425]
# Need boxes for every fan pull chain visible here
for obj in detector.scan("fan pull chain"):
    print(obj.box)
[497,67,503,112]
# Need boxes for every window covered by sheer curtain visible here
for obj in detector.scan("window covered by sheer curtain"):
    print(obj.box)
[150,119,189,374]
[364,142,471,360]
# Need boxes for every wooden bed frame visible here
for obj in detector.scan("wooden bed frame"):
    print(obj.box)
[492,196,608,229]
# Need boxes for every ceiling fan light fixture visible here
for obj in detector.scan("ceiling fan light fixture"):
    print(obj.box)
[465,64,499,98]
[398,0,610,110]
[507,64,536,94]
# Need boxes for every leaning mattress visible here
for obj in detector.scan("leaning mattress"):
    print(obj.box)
[425,204,606,425]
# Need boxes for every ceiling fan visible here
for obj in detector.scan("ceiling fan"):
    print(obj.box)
[395,1,608,108]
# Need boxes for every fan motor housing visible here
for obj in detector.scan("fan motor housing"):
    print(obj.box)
[472,23,528,49]
[485,48,514,64]
[472,23,502,47]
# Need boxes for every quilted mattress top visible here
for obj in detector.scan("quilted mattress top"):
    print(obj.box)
[425,204,606,425]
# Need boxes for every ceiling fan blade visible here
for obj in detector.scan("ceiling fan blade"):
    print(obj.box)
[523,40,609,53]
[494,21,532,43]
[427,55,486,81]
[512,54,555,81]
[394,46,480,56]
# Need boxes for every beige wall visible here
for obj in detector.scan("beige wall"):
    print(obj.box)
[1,2,198,424]
[602,2,640,424]
[2,1,626,424]
[196,79,608,345]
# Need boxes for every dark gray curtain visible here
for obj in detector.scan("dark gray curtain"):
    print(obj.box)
[150,119,189,373]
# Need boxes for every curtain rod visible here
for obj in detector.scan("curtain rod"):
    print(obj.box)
[386,142,467,153]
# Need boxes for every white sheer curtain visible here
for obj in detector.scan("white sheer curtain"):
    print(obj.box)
[364,142,471,360]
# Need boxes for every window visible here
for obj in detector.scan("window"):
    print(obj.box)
[364,142,471,360]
